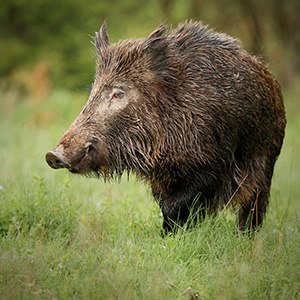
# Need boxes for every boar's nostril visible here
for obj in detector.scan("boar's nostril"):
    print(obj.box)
[45,151,67,169]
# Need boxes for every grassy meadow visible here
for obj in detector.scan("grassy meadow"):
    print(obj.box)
[0,83,299,299]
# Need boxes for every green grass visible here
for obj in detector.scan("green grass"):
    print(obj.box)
[0,86,299,299]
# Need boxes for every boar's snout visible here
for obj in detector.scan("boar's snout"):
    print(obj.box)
[45,151,68,170]
[45,141,102,175]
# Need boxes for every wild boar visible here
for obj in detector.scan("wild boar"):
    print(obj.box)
[46,21,286,232]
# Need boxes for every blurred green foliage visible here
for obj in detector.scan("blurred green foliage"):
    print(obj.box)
[1,0,300,92]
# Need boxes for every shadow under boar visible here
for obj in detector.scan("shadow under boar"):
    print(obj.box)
[46,21,286,233]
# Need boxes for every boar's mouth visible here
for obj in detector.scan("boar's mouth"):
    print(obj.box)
[46,144,100,175]
[67,144,95,174]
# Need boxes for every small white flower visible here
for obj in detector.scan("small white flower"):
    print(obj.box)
[58,263,63,268]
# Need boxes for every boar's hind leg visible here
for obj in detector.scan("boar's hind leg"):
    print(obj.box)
[238,156,274,231]
[238,188,269,231]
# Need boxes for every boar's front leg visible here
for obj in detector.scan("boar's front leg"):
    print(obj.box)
[157,184,212,233]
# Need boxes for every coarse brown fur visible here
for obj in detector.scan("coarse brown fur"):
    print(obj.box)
[46,21,286,233]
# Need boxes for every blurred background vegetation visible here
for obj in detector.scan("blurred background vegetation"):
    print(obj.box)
[1,0,300,97]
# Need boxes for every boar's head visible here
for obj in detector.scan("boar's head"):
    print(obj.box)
[46,23,179,180]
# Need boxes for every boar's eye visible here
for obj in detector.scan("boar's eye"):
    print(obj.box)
[112,91,124,99]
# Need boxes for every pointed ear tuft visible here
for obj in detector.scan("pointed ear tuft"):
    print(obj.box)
[146,25,168,41]
[144,24,169,54]
[143,25,173,84]
[95,22,110,55]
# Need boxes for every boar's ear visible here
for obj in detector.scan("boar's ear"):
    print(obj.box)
[144,25,168,50]
[95,23,110,55]
[146,25,167,41]
[144,25,171,81]
[144,25,169,61]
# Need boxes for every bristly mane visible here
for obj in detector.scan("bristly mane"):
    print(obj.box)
[93,21,241,89]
